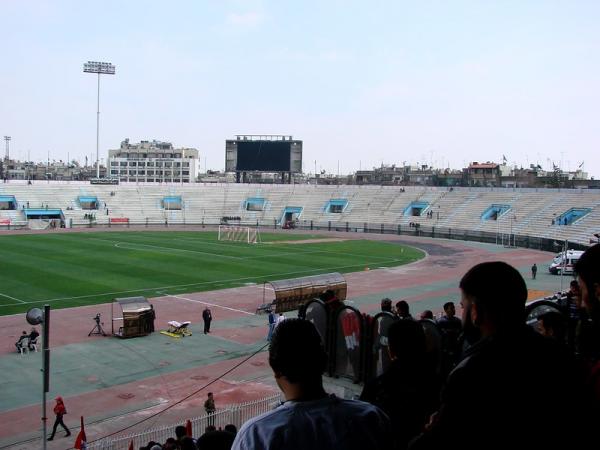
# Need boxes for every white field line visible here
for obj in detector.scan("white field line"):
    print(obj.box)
[93,236,319,261]
[169,236,395,260]
[116,241,328,261]
[0,292,25,303]
[113,242,241,259]
[0,234,408,308]
[0,259,401,308]
[162,293,256,316]
[94,235,398,263]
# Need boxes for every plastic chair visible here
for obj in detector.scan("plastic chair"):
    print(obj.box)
[17,337,29,355]
[29,337,39,352]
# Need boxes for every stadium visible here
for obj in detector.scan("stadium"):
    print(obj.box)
[4,2,600,447]
[1,180,599,449]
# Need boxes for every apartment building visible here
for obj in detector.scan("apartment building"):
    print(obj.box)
[108,139,199,183]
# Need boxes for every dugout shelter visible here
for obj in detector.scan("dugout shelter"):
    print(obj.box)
[111,296,152,338]
[263,272,347,313]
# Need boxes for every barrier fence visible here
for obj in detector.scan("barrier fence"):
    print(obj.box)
[87,393,282,450]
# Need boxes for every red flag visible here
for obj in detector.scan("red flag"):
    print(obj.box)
[186,419,193,437]
[128,440,134,450]
[74,416,87,449]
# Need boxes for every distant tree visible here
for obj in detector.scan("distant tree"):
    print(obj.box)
[549,166,562,188]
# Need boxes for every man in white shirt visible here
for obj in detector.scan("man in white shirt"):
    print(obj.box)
[232,319,392,450]
[275,312,286,327]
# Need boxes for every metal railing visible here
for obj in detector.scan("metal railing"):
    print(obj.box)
[86,393,282,450]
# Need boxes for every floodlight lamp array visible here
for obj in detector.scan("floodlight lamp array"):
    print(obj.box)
[83,61,116,74]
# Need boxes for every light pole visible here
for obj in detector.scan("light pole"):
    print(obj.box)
[560,239,569,292]
[83,61,115,179]
[496,214,500,245]
[509,215,517,247]
[26,306,50,450]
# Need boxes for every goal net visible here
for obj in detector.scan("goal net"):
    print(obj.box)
[218,225,260,244]
[28,219,51,230]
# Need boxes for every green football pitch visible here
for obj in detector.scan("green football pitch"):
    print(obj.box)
[0,231,424,315]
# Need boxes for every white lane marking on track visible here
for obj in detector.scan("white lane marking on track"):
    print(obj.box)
[162,293,256,316]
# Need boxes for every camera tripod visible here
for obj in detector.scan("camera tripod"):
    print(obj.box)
[89,317,107,336]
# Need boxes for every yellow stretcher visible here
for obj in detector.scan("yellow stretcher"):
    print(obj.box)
[160,320,192,338]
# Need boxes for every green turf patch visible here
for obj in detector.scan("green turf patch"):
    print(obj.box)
[0,231,424,315]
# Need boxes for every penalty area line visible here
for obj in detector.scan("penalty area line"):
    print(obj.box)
[0,292,25,303]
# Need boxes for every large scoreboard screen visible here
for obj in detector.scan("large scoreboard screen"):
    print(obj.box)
[236,141,291,172]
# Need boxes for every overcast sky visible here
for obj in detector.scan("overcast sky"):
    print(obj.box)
[1,0,599,177]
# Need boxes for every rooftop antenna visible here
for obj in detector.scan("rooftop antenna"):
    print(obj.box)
[4,136,10,161]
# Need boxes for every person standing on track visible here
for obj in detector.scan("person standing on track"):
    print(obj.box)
[203,307,213,334]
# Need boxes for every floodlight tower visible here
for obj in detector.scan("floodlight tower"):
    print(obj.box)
[83,61,115,178]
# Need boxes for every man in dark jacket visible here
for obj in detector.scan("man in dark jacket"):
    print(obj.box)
[361,319,439,449]
[28,327,40,351]
[410,261,591,450]
[203,307,212,334]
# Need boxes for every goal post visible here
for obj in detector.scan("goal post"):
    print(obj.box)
[218,225,261,244]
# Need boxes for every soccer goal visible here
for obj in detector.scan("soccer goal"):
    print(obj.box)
[218,225,261,244]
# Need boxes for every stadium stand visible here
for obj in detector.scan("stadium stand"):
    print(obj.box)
[1,182,599,245]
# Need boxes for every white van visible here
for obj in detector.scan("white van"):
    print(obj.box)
[548,250,584,275]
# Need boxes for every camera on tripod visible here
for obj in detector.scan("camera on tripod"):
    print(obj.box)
[89,313,106,337]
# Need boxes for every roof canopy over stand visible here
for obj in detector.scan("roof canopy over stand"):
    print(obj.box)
[264,272,347,313]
